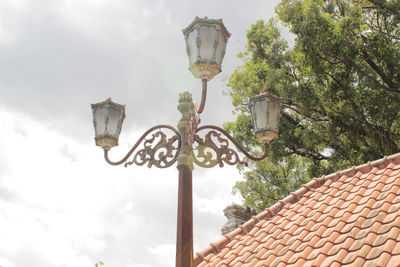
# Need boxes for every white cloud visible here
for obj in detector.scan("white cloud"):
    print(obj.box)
[147,244,175,267]
[0,257,16,267]
[0,111,102,266]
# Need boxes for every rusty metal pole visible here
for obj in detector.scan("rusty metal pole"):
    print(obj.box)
[176,165,193,267]
[176,91,197,267]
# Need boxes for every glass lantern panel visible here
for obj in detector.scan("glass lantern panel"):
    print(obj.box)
[94,107,107,136]
[268,100,281,131]
[254,100,269,130]
[187,29,198,65]
[107,107,122,136]
[215,33,227,65]
[199,25,218,61]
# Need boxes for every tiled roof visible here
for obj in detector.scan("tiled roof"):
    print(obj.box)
[195,153,400,266]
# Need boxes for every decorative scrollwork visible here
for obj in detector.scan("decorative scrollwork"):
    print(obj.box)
[192,125,270,168]
[126,131,180,168]
[104,125,181,168]
[193,130,245,168]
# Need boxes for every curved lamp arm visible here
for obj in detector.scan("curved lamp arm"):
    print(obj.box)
[104,125,181,168]
[192,125,269,168]
[192,79,208,114]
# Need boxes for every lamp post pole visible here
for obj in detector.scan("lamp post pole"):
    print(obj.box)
[175,91,197,267]
[176,165,194,267]
[91,17,282,267]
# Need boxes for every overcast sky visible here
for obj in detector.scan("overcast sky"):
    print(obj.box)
[0,1,281,266]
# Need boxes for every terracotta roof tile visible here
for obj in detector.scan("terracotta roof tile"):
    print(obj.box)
[388,254,400,267]
[194,153,400,266]
[349,257,366,266]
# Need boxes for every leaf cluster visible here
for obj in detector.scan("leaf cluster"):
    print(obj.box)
[226,0,400,211]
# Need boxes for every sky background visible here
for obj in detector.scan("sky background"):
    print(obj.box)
[0,1,281,266]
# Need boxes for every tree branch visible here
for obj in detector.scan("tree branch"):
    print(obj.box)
[252,186,278,202]
[286,144,330,161]
[316,44,400,93]
[360,49,400,89]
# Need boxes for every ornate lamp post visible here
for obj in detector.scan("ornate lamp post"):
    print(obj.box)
[91,17,282,267]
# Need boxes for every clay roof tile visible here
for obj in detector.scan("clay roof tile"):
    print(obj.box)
[195,153,400,266]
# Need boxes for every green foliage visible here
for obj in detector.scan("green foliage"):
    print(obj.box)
[234,155,311,212]
[226,0,400,211]
[95,261,104,267]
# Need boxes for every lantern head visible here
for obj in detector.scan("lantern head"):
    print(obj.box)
[183,16,231,81]
[91,98,126,150]
[249,93,282,143]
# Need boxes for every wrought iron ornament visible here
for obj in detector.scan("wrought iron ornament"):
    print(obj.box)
[104,125,181,168]
[103,95,269,170]
[193,130,245,168]
[125,130,180,168]
[193,125,269,168]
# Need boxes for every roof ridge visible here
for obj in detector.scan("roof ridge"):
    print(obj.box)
[193,152,400,266]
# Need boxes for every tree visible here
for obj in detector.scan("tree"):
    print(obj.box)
[226,0,400,212]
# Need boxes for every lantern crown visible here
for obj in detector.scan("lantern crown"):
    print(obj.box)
[183,16,231,81]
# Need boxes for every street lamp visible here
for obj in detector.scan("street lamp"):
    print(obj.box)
[91,17,281,267]
[249,92,282,143]
[91,98,126,150]
[182,16,230,81]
